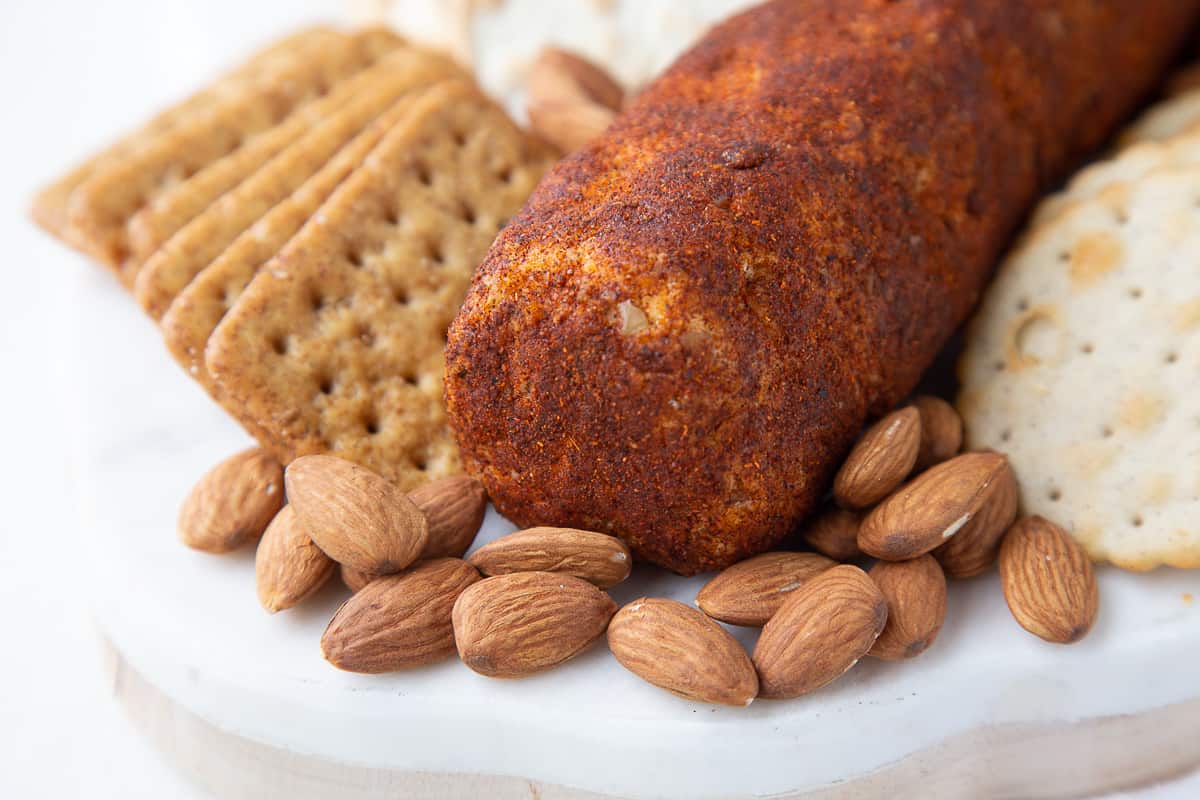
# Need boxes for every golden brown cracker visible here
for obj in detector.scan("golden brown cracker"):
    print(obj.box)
[205,80,555,489]
[30,26,337,240]
[64,28,406,282]
[133,49,460,319]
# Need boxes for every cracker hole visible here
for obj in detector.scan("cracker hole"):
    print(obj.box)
[364,414,380,436]
[317,376,334,395]
[1101,425,1114,438]
[385,203,401,226]
[451,128,467,147]
[1131,514,1144,528]
[271,335,288,356]
[1016,298,1030,312]
[993,360,1005,372]
[1115,209,1129,225]
[347,246,364,269]
[358,324,375,347]
[1000,428,1011,442]
[1048,489,1062,502]
[459,200,477,225]
[1127,287,1143,300]
[1057,251,1070,263]
[393,285,410,305]
[426,240,445,266]
[402,370,419,387]
[1165,351,1179,364]
[413,453,428,471]
[496,164,513,183]
[415,160,432,186]
[311,292,327,313]
[1081,342,1094,354]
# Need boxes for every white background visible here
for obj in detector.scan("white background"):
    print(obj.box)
[0,1,1196,797]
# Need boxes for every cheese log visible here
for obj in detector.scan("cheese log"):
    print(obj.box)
[445,0,1200,575]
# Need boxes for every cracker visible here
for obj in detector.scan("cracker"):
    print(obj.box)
[160,98,418,388]
[63,28,405,282]
[1118,89,1200,146]
[206,80,556,489]
[133,48,460,319]
[1030,129,1200,228]
[30,26,336,240]
[958,166,1200,570]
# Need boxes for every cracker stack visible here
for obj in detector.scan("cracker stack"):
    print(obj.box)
[34,26,558,490]
[959,67,1200,571]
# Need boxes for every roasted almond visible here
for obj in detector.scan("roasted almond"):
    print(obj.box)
[833,406,921,509]
[255,505,335,613]
[858,451,1009,561]
[452,571,617,678]
[913,395,963,470]
[527,47,624,153]
[178,447,283,553]
[321,558,481,673]
[410,476,488,559]
[340,563,376,594]
[998,516,1098,644]
[608,598,758,706]
[933,457,1018,578]
[867,555,947,659]
[285,455,428,575]
[801,507,863,561]
[468,527,632,588]
[696,552,835,627]
[752,565,886,699]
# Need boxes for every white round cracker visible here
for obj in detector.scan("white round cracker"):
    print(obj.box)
[958,166,1200,571]
[1119,89,1200,147]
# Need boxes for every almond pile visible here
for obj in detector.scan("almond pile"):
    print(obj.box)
[178,393,1099,706]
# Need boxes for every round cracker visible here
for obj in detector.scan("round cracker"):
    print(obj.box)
[959,165,1200,571]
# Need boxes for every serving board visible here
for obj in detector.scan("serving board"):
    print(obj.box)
[67,266,1200,799]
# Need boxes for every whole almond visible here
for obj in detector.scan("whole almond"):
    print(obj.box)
[608,598,758,706]
[410,476,488,559]
[913,395,963,470]
[285,455,428,574]
[527,47,624,153]
[468,527,632,588]
[868,555,947,659]
[833,407,921,509]
[933,458,1018,578]
[321,558,481,673]
[998,516,1098,644]
[340,564,376,594]
[452,572,616,678]
[801,507,863,561]
[753,565,887,699]
[178,447,283,553]
[255,505,335,613]
[696,552,835,627]
[858,451,1009,561]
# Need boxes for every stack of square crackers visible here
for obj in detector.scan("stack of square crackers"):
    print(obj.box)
[958,72,1200,570]
[34,26,558,490]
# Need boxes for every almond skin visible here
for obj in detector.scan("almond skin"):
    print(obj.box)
[752,565,887,699]
[178,447,283,553]
[321,558,481,673]
[468,527,632,588]
[608,598,758,706]
[340,564,376,594]
[696,552,835,627]
[998,516,1098,644]
[858,451,1009,561]
[868,555,947,659]
[913,395,963,470]
[255,505,335,613]
[452,572,617,678]
[801,507,863,561]
[933,458,1018,578]
[285,455,428,575]
[833,406,921,509]
[527,48,624,153]
[410,476,487,559]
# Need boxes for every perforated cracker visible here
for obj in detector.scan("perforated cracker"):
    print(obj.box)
[134,49,461,319]
[958,166,1200,570]
[30,26,335,240]
[206,80,556,489]
[64,28,406,283]
[160,97,424,387]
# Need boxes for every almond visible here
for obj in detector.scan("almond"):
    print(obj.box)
[468,527,632,588]
[801,507,863,561]
[608,598,758,706]
[913,395,963,470]
[178,447,283,553]
[752,565,886,699]
[285,455,428,575]
[696,552,835,627]
[858,451,1009,561]
[998,516,1098,644]
[933,457,1018,578]
[833,406,921,510]
[255,505,335,613]
[410,476,488,559]
[340,564,376,594]
[321,558,481,673]
[452,571,616,678]
[867,555,947,659]
[527,47,624,153]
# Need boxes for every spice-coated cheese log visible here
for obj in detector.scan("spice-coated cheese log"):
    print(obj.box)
[445,0,1200,575]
